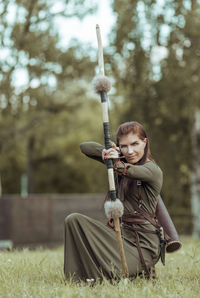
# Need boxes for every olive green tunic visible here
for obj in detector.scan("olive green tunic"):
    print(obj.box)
[64,142,163,281]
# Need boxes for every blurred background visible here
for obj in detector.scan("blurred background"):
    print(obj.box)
[0,0,200,246]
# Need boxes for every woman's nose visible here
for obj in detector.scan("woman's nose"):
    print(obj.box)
[127,146,134,154]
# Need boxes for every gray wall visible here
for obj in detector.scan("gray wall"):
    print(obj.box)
[0,194,106,246]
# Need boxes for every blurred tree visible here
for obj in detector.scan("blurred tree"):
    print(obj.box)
[0,0,108,194]
[154,0,200,236]
[109,0,200,233]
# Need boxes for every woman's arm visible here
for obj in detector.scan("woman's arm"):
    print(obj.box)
[80,142,104,163]
[114,160,163,185]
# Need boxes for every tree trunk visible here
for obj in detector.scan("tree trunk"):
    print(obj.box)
[27,136,35,194]
[0,175,2,197]
[191,110,200,238]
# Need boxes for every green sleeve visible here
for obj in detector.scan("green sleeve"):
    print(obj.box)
[80,142,104,164]
[114,160,163,184]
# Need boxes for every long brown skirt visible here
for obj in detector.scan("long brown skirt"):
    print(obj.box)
[64,213,159,282]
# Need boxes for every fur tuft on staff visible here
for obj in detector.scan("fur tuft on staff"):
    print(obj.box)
[92,75,111,93]
[104,199,124,219]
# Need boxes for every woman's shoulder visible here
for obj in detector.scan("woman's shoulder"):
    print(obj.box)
[144,160,163,177]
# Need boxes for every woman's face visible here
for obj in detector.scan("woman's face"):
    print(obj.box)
[119,132,147,164]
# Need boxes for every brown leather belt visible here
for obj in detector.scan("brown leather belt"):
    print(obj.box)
[122,217,149,224]
[122,213,150,225]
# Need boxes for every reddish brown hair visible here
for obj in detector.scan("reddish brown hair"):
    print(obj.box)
[116,121,152,165]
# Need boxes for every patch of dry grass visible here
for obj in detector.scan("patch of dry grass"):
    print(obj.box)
[0,236,199,297]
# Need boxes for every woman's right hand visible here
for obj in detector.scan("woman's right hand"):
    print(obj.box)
[102,143,120,160]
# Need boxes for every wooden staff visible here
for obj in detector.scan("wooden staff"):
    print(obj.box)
[93,24,129,278]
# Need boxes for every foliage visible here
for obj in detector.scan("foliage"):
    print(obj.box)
[0,237,200,297]
[109,0,200,214]
[0,0,108,193]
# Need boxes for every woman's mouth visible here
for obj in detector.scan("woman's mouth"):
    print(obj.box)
[128,155,137,160]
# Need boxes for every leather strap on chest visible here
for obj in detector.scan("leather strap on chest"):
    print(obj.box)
[132,180,160,229]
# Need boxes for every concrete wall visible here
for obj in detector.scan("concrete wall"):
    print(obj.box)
[0,194,106,246]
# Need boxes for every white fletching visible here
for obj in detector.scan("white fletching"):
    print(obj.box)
[104,199,124,219]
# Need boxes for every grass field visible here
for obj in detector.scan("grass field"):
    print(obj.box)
[0,236,200,298]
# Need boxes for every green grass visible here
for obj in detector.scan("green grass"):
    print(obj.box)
[0,236,200,298]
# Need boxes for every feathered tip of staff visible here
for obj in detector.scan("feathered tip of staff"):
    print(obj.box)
[92,75,112,94]
[104,199,124,219]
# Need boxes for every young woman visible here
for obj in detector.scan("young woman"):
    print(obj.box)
[64,121,163,282]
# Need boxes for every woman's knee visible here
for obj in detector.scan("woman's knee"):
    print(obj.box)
[64,212,83,225]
